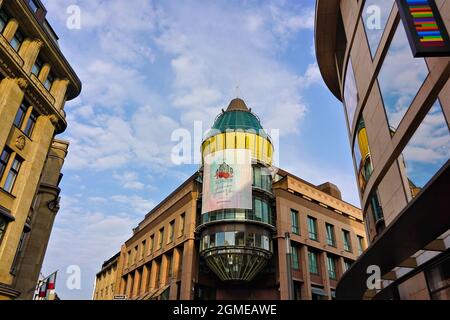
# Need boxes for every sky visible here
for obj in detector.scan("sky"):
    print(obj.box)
[40,0,359,300]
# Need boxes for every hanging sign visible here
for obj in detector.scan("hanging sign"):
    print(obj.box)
[396,0,450,57]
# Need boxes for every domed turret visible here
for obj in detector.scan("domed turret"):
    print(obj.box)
[198,98,275,282]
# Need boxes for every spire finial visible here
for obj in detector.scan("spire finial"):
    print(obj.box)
[235,85,241,99]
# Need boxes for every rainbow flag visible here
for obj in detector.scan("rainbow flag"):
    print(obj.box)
[406,0,445,47]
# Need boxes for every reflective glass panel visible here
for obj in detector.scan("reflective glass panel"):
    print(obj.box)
[378,24,429,130]
[399,101,450,199]
[344,58,359,129]
[362,0,395,57]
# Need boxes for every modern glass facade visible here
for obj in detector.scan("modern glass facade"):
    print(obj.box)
[316,0,450,300]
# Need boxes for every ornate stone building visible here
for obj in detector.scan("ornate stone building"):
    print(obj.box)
[0,0,81,300]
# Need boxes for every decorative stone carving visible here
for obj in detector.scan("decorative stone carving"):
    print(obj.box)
[14,77,28,90]
[47,199,60,213]
[48,114,59,125]
[15,135,26,151]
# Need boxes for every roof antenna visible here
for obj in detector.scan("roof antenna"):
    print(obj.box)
[235,85,241,99]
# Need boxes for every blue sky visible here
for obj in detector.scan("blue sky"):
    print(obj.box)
[40,0,359,300]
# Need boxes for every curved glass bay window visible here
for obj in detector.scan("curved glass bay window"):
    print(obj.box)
[354,118,373,192]
[201,196,274,226]
[344,58,359,130]
[200,230,272,252]
[399,101,450,200]
[378,23,429,131]
[200,225,273,282]
[253,166,272,192]
[362,0,395,58]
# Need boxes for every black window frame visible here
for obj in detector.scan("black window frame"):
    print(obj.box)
[28,0,40,13]
[0,9,9,33]
[291,244,300,270]
[291,209,299,235]
[44,72,54,91]
[342,229,352,252]
[23,109,38,138]
[2,155,23,194]
[13,103,28,129]
[10,28,24,52]
[0,148,12,180]
[307,216,318,241]
[326,223,336,247]
[32,57,44,77]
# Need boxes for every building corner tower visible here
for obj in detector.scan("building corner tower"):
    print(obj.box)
[198,98,275,282]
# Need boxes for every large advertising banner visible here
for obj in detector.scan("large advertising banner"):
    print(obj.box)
[202,149,252,214]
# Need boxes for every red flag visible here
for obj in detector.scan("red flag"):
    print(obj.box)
[47,272,57,290]
[38,280,47,298]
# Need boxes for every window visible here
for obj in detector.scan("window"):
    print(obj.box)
[167,254,173,278]
[3,156,22,194]
[291,245,300,270]
[224,232,235,246]
[308,251,319,275]
[307,216,318,241]
[0,9,8,33]
[156,260,162,286]
[344,260,352,272]
[0,148,11,180]
[253,166,272,191]
[327,256,337,280]
[32,58,44,77]
[44,73,54,91]
[342,230,352,252]
[11,229,27,274]
[326,223,336,247]
[378,23,429,130]
[141,240,146,259]
[158,228,164,249]
[254,198,262,221]
[10,29,24,51]
[291,210,299,235]
[23,110,38,137]
[399,101,450,201]
[149,235,154,254]
[371,192,384,222]
[126,250,131,267]
[357,236,365,255]
[426,257,450,300]
[168,221,174,243]
[344,58,359,130]
[179,213,185,235]
[133,246,138,264]
[354,118,373,192]
[14,103,28,129]
[362,0,395,58]
[0,217,8,246]
[28,0,40,13]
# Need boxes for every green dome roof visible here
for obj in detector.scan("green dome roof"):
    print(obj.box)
[207,98,268,138]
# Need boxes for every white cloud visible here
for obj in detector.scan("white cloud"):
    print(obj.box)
[113,171,145,190]
[111,194,155,214]
[299,62,322,88]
